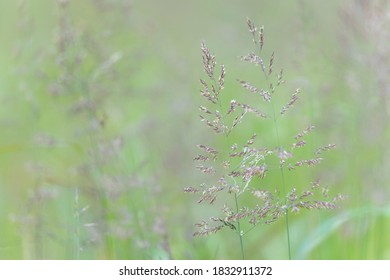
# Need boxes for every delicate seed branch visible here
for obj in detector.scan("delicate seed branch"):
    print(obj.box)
[281,88,300,115]
[294,125,315,140]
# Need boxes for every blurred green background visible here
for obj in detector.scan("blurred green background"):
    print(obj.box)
[1,0,389,259]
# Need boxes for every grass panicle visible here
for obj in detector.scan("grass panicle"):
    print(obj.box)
[186,18,345,259]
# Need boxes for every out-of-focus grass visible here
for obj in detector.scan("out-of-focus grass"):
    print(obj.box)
[1,0,389,259]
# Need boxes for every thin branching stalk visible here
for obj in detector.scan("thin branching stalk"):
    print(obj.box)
[270,96,292,259]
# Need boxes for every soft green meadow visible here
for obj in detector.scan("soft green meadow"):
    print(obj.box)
[1,0,389,259]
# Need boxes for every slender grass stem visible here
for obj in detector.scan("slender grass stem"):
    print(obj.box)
[250,19,292,259]
[280,167,292,260]
[270,99,292,260]
[213,73,247,260]
[234,193,245,260]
